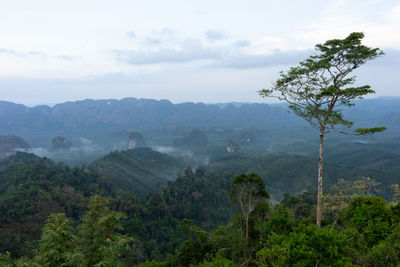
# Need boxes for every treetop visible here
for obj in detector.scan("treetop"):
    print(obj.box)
[259,32,385,135]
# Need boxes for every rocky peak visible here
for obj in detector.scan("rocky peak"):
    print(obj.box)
[128,131,146,149]
[51,136,72,150]
[0,135,30,158]
[226,141,240,153]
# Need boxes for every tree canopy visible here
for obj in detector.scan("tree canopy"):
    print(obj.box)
[259,32,385,135]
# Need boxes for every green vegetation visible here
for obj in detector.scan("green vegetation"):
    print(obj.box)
[2,145,400,265]
[0,151,232,261]
[2,151,400,267]
[0,152,104,257]
[137,178,400,266]
[1,195,133,267]
[89,147,185,198]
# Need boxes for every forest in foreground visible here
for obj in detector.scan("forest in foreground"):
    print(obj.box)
[1,150,400,266]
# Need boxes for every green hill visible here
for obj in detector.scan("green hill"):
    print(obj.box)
[89,147,185,198]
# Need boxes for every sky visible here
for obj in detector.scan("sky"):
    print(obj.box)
[0,0,399,106]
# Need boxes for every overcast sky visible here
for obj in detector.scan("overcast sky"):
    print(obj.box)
[0,0,399,106]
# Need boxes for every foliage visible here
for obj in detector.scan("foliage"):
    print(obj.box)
[367,224,400,267]
[77,195,133,266]
[161,167,232,230]
[198,252,235,267]
[352,177,381,195]
[0,252,13,266]
[207,224,243,262]
[282,191,316,219]
[35,213,80,266]
[263,205,293,236]
[341,196,393,247]
[0,152,102,257]
[322,177,381,223]
[0,151,233,262]
[4,147,400,266]
[390,183,400,202]
[35,195,133,267]
[257,225,353,266]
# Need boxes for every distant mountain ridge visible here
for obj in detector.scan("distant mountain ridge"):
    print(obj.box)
[1,97,400,146]
[0,97,301,146]
[0,97,299,129]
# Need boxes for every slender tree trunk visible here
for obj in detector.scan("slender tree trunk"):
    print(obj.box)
[245,213,249,247]
[316,131,324,228]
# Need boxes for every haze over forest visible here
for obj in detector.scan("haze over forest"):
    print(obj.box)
[1,1,400,266]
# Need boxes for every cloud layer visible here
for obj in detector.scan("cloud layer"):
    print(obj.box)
[114,33,315,69]
[0,48,46,58]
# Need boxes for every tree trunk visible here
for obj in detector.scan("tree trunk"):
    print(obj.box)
[316,131,324,228]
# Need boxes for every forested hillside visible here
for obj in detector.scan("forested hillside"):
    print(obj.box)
[89,147,185,198]
[0,151,233,261]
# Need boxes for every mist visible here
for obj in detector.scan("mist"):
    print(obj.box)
[31,137,116,166]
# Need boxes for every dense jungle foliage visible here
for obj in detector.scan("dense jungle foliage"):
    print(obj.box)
[1,149,400,266]
[0,151,231,262]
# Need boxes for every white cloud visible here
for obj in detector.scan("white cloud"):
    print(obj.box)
[213,50,312,69]
[127,31,136,39]
[233,40,251,48]
[114,38,227,65]
[0,48,46,58]
[205,30,227,42]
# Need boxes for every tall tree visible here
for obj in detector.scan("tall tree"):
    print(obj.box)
[229,172,269,263]
[259,32,385,227]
